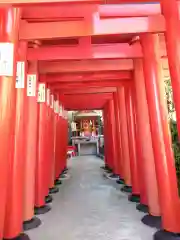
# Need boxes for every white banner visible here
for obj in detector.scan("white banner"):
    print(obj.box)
[50,94,54,109]
[27,74,37,97]
[0,43,14,77]
[54,100,59,113]
[53,100,56,112]
[38,83,46,102]
[59,104,62,116]
[46,88,50,106]
[62,106,65,118]
[64,110,68,119]
[16,61,25,89]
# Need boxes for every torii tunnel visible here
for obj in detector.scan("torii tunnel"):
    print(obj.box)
[1,0,180,239]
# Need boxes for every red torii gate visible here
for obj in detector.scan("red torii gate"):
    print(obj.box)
[0,0,180,240]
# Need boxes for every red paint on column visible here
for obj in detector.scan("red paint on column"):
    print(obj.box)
[134,59,159,212]
[107,99,119,175]
[0,7,21,239]
[113,92,123,177]
[125,85,140,194]
[49,104,56,188]
[23,65,39,222]
[141,34,180,232]
[103,106,114,170]
[117,87,131,186]
[35,90,47,207]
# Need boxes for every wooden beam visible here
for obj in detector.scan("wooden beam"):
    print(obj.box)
[37,59,133,73]
[19,15,165,40]
[0,0,100,4]
[60,93,112,110]
[40,71,132,82]
[99,4,161,17]
[61,87,117,94]
[22,3,161,20]
[27,43,142,61]
[22,4,96,19]
[49,79,131,89]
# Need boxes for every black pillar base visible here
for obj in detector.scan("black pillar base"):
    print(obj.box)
[104,169,112,173]
[136,203,149,213]
[100,165,111,171]
[3,233,30,240]
[59,174,68,179]
[62,167,68,173]
[107,173,119,180]
[54,179,62,185]
[154,230,180,240]
[23,216,41,231]
[45,195,53,204]
[128,194,140,203]
[34,205,51,215]
[121,185,132,193]
[49,187,59,194]
[142,214,161,229]
[116,178,125,184]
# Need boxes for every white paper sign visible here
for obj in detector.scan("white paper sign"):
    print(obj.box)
[59,104,62,116]
[62,106,65,118]
[0,43,14,77]
[16,61,25,88]
[38,83,46,102]
[64,110,68,119]
[50,94,54,109]
[27,74,37,97]
[46,88,50,106]
[53,100,56,112]
[56,100,59,113]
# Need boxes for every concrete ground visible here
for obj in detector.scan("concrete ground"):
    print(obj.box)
[28,156,156,240]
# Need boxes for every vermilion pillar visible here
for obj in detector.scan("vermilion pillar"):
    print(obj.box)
[53,99,63,185]
[133,59,159,215]
[55,100,63,181]
[141,34,180,235]
[4,42,29,239]
[108,100,119,176]
[161,0,180,140]
[113,92,123,177]
[23,63,41,230]
[34,83,51,215]
[0,8,27,240]
[61,110,68,172]
[125,85,140,200]
[117,87,131,187]
[103,106,114,170]
[48,94,59,194]
[102,109,111,170]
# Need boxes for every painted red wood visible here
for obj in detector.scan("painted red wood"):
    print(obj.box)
[40,72,131,83]
[19,15,165,40]
[27,43,143,61]
[37,59,133,74]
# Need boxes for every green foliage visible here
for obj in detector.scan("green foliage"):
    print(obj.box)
[165,78,180,191]
[170,120,180,191]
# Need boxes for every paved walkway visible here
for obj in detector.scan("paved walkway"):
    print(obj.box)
[28,156,155,240]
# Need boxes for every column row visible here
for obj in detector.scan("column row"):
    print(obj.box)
[0,8,69,239]
[103,32,180,240]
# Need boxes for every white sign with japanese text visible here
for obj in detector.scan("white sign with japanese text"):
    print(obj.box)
[50,94,54,109]
[0,43,14,77]
[46,88,50,106]
[27,74,37,97]
[38,83,46,102]
[59,104,62,117]
[16,61,25,89]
